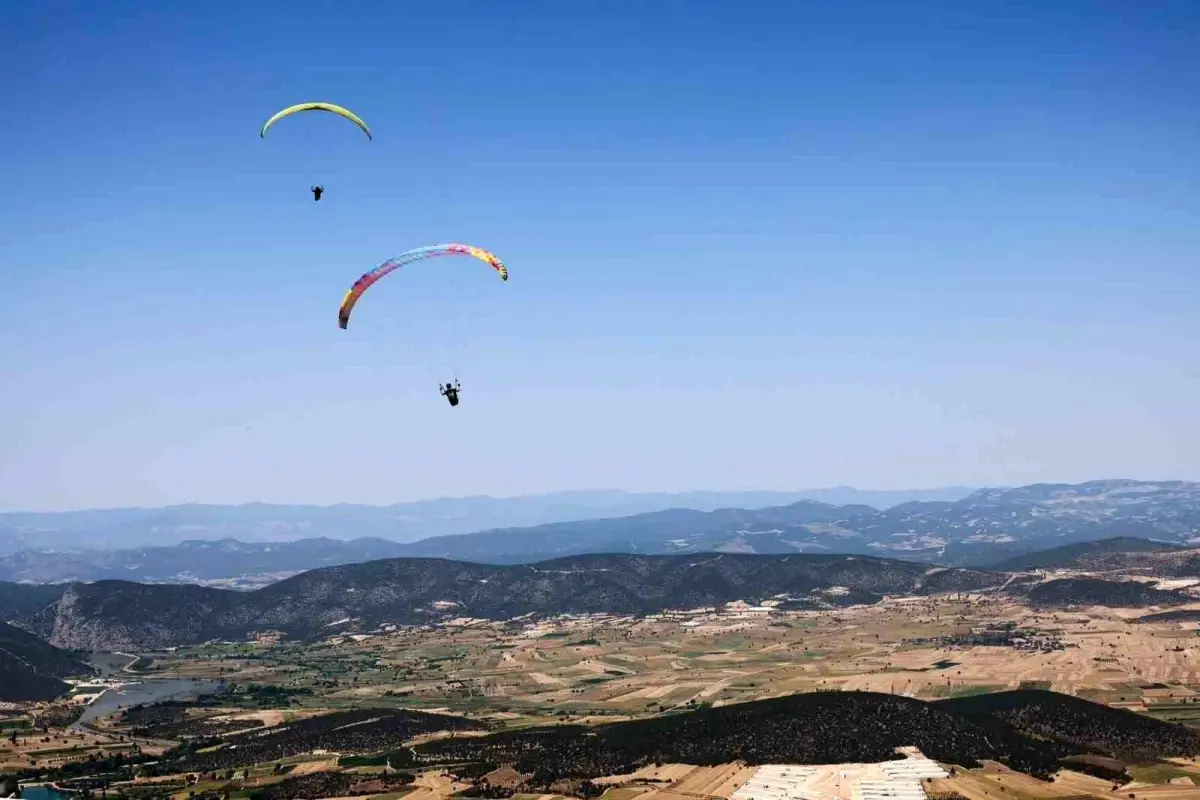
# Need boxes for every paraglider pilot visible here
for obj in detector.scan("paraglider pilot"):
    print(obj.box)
[439,380,461,407]
[311,185,324,201]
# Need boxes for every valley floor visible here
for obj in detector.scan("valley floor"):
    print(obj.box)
[128,593,1200,722]
[13,591,1200,799]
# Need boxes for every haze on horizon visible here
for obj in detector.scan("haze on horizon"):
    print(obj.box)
[0,484,982,516]
[2,1,1197,512]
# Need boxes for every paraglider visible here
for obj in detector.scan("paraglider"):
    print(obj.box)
[440,380,461,407]
[337,244,509,331]
[337,244,509,408]
[259,102,373,140]
[260,102,371,200]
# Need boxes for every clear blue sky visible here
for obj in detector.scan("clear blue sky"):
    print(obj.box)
[2,0,1198,511]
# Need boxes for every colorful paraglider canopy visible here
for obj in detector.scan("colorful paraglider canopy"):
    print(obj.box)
[260,102,372,140]
[338,244,509,330]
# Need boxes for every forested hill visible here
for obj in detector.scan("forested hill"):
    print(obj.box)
[0,620,92,701]
[149,689,1200,785]
[992,537,1200,575]
[26,552,1003,649]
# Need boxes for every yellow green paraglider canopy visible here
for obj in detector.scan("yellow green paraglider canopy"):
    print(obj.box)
[260,102,372,140]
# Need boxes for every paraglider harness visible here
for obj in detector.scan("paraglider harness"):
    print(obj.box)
[440,380,461,407]
[311,185,324,201]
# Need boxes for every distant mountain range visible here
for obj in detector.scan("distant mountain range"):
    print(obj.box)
[0,486,975,553]
[3,480,1199,584]
[399,479,1200,567]
[0,537,413,587]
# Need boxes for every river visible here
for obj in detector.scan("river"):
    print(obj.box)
[75,678,224,728]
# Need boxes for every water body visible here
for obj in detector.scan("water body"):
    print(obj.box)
[86,651,136,678]
[20,786,71,800]
[75,678,224,727]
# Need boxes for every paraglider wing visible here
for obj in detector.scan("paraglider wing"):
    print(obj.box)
[338,244,509,330]
[260,102,373,140]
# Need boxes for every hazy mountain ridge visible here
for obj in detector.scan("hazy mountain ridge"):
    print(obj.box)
[5,480,1199,583]
[0,487,974,553]
[0,537,410,586]
[394,479,1200,567]
[23,552,1007,650]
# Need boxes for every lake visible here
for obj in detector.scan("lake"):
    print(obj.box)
[20,786,71,800]
[86,651,137,678]
[75,678,224,727]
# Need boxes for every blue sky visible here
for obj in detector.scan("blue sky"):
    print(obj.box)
[2,0,1198,511]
